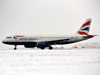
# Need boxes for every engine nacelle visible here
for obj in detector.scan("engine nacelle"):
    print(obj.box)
[36,42,48,48]
[24,45,35,48]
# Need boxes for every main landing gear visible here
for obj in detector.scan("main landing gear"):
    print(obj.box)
[41,47,45,49]
[40,46,53,50]
[49,46,53,50]
[14,45,17,50]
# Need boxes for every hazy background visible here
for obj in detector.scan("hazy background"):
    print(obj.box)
[0,0,100,49]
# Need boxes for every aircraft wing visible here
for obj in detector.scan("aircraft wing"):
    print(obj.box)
[42,38,70,44]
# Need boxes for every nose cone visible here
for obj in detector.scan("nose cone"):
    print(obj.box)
[2,39,6,44]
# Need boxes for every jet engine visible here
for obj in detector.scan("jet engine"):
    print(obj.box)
[36,42,48,48]
[24,44,35,48]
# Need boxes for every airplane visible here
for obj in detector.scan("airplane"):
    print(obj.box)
[2,18,97,50]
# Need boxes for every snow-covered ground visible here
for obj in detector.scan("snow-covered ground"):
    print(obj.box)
[74,42,100,49]
[0,49,100,75]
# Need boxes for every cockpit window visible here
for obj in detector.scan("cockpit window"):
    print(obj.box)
[6,37,12,39]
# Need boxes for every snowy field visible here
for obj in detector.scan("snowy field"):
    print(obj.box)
[0,49,100,75]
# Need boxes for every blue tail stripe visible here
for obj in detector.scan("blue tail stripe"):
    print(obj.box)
[81,27,90,32]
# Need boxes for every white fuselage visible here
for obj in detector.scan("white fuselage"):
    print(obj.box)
[2,34,89,45]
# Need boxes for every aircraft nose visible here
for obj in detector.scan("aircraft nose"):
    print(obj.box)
[2,39,6,44]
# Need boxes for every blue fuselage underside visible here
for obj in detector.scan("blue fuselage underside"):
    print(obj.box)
[3,41,76,45]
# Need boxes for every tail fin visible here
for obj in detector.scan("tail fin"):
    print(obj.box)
[77,18,92,35]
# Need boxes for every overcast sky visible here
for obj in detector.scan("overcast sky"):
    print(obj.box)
[0,0,100,49]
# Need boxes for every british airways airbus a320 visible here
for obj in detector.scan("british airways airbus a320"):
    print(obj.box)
[2,18,97,50]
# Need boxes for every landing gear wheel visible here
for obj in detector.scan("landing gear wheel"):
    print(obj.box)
[14,48,16,50]
[49,47,53,50]
[41,47,45,50]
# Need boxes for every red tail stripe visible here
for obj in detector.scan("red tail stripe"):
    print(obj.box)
[78,31,88,35]
[14,35,24,37]
[81,21,91,28]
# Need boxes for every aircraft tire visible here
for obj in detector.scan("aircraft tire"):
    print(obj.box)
[14,48,17,50]
[49,47,53,50]
[41,47,45,50]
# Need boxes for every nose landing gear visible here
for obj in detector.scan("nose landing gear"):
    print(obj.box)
[14,45,17,50]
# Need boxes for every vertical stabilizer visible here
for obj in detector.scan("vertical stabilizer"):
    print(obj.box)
[77,18,92,35]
